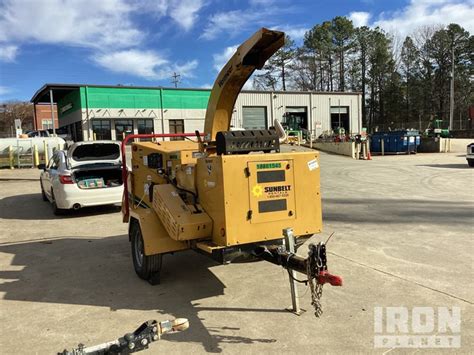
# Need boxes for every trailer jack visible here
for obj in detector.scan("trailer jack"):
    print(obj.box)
[254,228,342,316]
[59,318,189,355]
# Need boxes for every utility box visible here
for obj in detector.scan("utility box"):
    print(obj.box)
[371,130,420,154]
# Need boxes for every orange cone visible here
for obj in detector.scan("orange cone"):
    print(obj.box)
[367,150,372,160]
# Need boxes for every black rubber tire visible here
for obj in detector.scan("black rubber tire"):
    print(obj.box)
[468,159,474,167]
[40,182,47,201]
[130,220,163,282]
[51,189,65,216]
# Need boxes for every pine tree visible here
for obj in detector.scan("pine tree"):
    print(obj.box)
[254,35,296,91]
[401,36,421,126]
[354,26,372,125]
[304,21,333,91]
[331,16,354,91]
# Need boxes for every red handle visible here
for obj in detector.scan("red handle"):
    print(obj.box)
[317,270,343,286]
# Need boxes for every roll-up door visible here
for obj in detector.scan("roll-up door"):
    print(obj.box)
[242,106,267,129]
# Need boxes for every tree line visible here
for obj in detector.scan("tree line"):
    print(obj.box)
[254,17,473,132]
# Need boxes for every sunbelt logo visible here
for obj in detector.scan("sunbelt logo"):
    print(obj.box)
[256,163,281,169]
[264,185,291,193]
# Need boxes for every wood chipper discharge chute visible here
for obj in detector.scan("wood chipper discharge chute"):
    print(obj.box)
[122,28,342,316]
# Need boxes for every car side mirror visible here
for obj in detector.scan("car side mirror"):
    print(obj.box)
[37,163,46,170]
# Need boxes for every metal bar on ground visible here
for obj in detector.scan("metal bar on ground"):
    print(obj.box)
[8,145,14,169]
[33,145,39,167]
[43,140,48,163]
[16,140,20,168]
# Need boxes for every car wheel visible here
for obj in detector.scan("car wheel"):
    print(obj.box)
[51,189,66,216]
[468,160,474,167]
[40,182,47,201]
[130,220,163,284]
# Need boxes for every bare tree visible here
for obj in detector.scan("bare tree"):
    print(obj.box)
[0,101,34,136]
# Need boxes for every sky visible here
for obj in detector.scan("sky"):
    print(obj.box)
[0,0,473,102]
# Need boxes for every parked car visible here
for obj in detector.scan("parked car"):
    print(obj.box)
[47,127,71,141]
[26,130,50,137]
[467,143,474,167]
[38,141,124,214]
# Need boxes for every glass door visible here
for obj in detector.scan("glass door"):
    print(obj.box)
[115,120,134,141]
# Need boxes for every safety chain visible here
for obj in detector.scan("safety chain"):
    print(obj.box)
[307,242,326,317]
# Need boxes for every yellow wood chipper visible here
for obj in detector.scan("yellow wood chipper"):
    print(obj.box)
[121,28,342,316]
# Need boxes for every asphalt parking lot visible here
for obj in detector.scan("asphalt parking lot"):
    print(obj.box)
[0,149,472,354]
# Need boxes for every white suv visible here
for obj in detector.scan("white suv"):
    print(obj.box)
[467,143,474,167]
[39,141,124,214]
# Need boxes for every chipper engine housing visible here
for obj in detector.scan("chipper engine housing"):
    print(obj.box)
[129,141,322,250]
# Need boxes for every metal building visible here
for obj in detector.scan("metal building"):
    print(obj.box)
[31,84,362,141]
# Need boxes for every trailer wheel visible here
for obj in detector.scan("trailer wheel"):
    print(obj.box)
[130,220,163,284]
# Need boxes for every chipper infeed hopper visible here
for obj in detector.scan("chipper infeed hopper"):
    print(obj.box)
[122,28,342,316]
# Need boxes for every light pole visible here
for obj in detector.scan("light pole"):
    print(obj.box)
[49,89,56,136]
[449,44,454,131]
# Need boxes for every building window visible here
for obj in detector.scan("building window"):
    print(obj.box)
[242,106,267,129]
[42,119,53,130]
[115,120,134,142]
[169,119,184,140]
[138,119,154,134]
[330,106,350,132]
[92,120,111,140]
[137,119,154,141]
